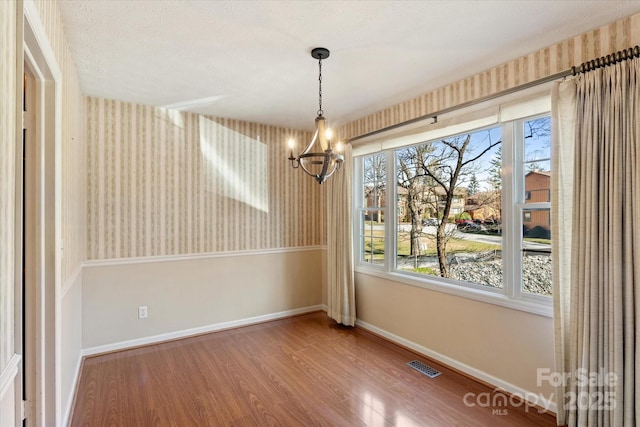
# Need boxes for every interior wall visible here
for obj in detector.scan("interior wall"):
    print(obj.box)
[339,13,640,401]
[1,382,16,427]
[0,0,18,381]
[83,97,326,349]
[29,0,86,422]
[0,0,82,422]
[60,271,83,421]
[83,249,324,350]
[356,273,556,398]
[86,97,325,260]
[33,0,86,283]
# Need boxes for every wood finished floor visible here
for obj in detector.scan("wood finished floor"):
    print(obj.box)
[71,312,556,426]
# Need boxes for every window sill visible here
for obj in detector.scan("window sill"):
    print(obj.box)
[354,265,553,318]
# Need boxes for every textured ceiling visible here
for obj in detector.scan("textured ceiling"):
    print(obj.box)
[58,0,640,131]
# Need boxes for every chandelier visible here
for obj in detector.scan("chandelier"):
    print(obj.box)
[288,47,344,184]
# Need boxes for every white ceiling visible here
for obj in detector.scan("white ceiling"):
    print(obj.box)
[58,0,640,131]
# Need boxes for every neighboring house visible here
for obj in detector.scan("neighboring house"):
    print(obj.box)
[396,186,467,222]
[363,183,388,222]
[366,185,467,223]
[465,190,501,222]
[524,170,551,235]
[396,186,408,220]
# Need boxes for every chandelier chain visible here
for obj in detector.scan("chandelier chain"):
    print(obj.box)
[317,57,323,116]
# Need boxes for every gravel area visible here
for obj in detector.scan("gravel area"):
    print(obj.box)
[398,252,552,295]
[450,254,552,295]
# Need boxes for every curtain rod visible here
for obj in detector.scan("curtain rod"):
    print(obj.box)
[346,45,640,143]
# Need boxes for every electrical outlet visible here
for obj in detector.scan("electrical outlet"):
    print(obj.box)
[138,305,148,319]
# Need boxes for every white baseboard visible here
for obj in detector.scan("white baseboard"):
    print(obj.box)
[63,352,84,427]
[355,319,557,415]
[82,305,326,357]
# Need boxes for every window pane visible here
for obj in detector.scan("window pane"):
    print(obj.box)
[524,117,551,162]
[522,208,551,296]
[361,210,384,265]
[523,117,551,202]
[395,127,503,289]
[360,154,387,266]
[521,116,552,297]
[524,160,551,202]
[363,154,386,208]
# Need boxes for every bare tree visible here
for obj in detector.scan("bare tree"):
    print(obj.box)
[403,132,501,277]
[525,117,551,139]
[524,117,552,162]
[397,144,436,256]
[363,154,386,223]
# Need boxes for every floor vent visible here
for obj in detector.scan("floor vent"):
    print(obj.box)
[407,360,442,378]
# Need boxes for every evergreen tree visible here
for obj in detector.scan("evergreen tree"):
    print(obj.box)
[467,174,479,196]
[489,146,502,190]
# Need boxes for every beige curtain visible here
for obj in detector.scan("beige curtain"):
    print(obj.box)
[551,79,577,426]
[552,58,639,426]
[326,143,356,326]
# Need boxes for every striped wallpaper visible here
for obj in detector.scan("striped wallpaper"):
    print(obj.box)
[33,0,86,283]
[86,97,326,260]
[0,0,17,371]
[339,13,640,141]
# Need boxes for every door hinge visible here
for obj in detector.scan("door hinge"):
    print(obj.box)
[21,400,33,421]
[22,111,27,130]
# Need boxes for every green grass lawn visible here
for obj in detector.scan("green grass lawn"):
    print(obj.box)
[523,237,551,245]
[405,266,439,275]
[364,230,501,258]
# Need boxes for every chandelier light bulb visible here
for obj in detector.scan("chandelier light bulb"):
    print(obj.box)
[325,128,333,141]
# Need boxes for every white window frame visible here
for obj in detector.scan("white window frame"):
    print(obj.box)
[514,113,553,305]
[354,152,392,270]
[353,98,553,317]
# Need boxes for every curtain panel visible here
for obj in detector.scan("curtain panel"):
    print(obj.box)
[326,144,356,326]
[552,58,639,426]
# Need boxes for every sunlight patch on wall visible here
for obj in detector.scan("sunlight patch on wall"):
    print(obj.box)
[164,108,185,129]
[198,115,268,212]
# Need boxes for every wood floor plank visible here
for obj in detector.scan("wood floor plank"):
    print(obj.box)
[70,312,557,426]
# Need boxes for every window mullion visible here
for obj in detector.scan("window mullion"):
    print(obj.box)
[385,150,395,273]
[353,157,362,265]
[501,122,518,299]
[512,121,525,301]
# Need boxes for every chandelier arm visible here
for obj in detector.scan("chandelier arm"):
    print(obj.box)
[298,153,329,181]
[318,152,331,182]
[300,129,319,155]
[324,162,340,178]
[288,157,300,169]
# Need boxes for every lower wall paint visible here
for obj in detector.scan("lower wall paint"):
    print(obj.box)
[61,269,83,426]
[82,248,324,351]
[0,354,20,427]
[0,381,16,427]
[354,272,556,409]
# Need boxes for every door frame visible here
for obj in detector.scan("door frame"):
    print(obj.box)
[16,1,63,425]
